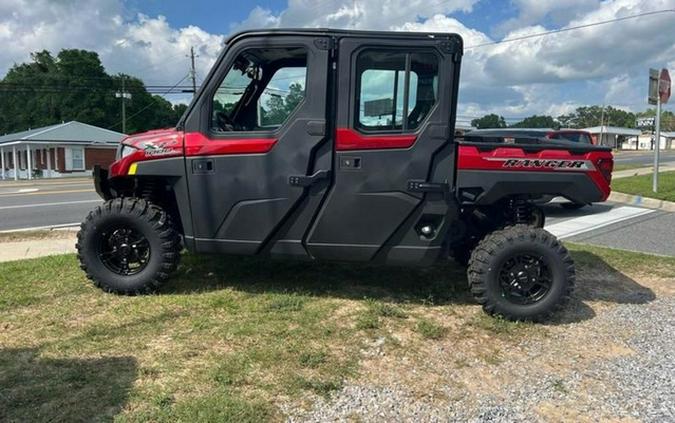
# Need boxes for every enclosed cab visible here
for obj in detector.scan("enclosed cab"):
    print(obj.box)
[79,29,612,321]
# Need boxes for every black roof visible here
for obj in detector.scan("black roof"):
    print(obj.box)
[225,28,463,47]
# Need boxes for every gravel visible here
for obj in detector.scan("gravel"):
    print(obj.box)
[286,297,675,422]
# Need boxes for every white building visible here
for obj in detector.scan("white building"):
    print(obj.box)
[0,121,125,180]
[582,126,641,149]
[622,131,675,151]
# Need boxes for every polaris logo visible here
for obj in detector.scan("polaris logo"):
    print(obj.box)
[486,158,594,171]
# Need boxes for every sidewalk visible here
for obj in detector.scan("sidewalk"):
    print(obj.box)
[0,232,77,263]
[613,162,675,179]
[0,176,91,187]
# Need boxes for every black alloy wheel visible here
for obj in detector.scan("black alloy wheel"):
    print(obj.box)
[467,225,574,321]
[77,197,181,295]
[98,226,151,276]
[498,253,552,305]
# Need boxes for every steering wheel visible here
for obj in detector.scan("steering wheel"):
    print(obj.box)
[216,111,236,131]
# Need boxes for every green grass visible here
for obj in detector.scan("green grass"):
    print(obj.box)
[0,253,468,421]
[1,244,673,421]
[612,170,675,202]
[567,242,675,278]
[415,319,446,339]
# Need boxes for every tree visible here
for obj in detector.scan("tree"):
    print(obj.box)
[471,114,507,129]
[262,82,305,126]
[557,106,635,129]
[510,115,559,129]
[0,49,184,134]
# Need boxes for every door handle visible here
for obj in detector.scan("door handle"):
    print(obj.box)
[192,159,214,174]
[289,170,331,187]
[407,180,448,193]
[305,120,326,136]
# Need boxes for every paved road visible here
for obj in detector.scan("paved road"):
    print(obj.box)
[1,178,673,256]
[0,178,100,231]
[542,201,675,257]
[614,150,675,167]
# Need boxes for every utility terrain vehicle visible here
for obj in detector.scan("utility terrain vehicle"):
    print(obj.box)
[78,29,613,321]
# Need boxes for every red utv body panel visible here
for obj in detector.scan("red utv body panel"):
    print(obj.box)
[457,145,613,203]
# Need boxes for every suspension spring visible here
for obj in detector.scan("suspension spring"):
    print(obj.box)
[511,198,531,224]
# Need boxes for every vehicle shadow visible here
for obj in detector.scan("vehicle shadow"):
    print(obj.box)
[547,251,656,325]
[165,249,656,320]
[166,253,473,305]
[0,348,137,422]
[540,202,613,219]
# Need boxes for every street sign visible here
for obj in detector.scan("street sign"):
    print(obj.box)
[659,68,671,104]
[650,68,670,193]
[649,68,659,105]
[364,98,394,117]
[636,117,655,128]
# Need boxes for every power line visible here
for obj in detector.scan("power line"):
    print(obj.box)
[107,74,190,132]
[465,9,675,50]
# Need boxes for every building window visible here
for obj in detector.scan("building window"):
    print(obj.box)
[65,147,85,171]
[355,50,439,132]
[211,47,307,132]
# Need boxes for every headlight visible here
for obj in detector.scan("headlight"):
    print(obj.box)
[117,144,138,160]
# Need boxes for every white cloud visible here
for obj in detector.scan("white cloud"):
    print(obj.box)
[233,0,480,31]
[483,0,675,85]
[0,0,224,96]
[495,0,600,36]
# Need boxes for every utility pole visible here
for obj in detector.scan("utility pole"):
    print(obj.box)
[189,46,198,96]
[115,75,132,134]
[653,93,661,192]
[599,105,606,146]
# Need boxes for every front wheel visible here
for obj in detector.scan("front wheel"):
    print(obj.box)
[467,225,574,321]
[77,198,181,295]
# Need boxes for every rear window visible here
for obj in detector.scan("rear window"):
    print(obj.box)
[551,132,592,144]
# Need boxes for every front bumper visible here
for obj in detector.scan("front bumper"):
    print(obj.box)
[93,165,113,200]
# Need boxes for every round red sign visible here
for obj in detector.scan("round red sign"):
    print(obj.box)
[659,68,671,103]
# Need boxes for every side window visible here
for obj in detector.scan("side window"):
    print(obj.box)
[258,67,307,128]
[356,50,439,132]
[211,47,307,132]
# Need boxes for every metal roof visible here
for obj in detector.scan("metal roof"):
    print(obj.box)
[582,126,641,136]
[0,121,125,146]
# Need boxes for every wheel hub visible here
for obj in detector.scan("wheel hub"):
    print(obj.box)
[97,227,150,276]
[499,253,552,305]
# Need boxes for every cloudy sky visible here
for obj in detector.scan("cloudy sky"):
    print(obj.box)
[1,0,673,125]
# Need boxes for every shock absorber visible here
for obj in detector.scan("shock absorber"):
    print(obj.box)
[510,198,531,224]
[138,179,160,202]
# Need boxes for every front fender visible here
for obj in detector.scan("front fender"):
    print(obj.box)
[93,165,113,200]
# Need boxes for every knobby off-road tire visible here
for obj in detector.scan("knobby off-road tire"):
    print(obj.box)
[77,197,181,295]
[467,225,574,321]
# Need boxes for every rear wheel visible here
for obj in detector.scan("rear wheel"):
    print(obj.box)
[467,225,574,321]
[77,198,181,294]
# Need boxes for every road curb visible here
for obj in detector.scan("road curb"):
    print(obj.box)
[612,164,675,179]
[609,192,675,212]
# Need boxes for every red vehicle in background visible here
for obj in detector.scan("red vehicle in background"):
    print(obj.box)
[548,129,595,145]
[463,128,595,145]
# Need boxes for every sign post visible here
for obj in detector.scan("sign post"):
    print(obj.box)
[650,68,671,193]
